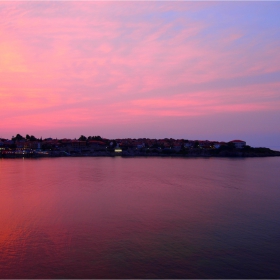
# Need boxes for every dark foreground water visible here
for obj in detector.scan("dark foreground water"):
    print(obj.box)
[0,157,280,279]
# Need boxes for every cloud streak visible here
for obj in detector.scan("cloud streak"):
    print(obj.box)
[0,1,280,147]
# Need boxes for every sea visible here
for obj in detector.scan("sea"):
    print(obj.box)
[0,157,280,279]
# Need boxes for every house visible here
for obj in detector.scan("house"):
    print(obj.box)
[213,143,221,149]
[88,140,107,151]
[65,140,87,153]
[184,142,191,148]
[24,141,42,150]
[229,140,246,149]
[137,143,145,149]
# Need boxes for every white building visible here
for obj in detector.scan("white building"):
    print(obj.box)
[229,140,246,149]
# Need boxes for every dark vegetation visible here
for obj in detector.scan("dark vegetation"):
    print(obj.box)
[1,134,279,158]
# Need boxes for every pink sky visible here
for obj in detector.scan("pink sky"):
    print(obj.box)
[1,2,280,148]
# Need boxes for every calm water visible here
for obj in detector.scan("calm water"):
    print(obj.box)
[0,157,280,279]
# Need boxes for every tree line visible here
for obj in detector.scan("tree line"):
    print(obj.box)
[12,134,41,142]
[10,134,103,142]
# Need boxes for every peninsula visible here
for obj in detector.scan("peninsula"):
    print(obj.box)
[0,134,279,158]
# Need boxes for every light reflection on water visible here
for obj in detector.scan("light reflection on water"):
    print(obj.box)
[0,157,280,278]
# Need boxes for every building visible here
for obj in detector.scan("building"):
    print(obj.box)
[114,144,122,153]
[88,140,107,151]
[229,140,246,149]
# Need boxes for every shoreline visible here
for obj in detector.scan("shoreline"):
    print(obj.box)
[1,149,280,159]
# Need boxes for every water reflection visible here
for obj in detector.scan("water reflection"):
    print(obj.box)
[0,157,280,278]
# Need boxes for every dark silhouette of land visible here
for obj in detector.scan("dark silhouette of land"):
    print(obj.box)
[0,134,279,158]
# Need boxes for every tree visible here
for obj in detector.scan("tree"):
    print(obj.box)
[30,135,37,141]
[78,135,87,141]
[243,145,252,151]
[88,136,102,141]
[227,142,235,150]
[12,134,24,141]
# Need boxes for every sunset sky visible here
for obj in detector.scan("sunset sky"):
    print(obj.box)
[1,1,280,148]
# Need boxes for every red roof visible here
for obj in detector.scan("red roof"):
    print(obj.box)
[230,140,245,143]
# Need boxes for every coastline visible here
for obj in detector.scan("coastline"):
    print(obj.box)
[1,148,280,159]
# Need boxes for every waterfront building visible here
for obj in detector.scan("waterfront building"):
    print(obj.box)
[230,140,246,149]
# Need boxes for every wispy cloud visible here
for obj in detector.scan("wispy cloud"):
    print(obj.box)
[1,1,280,146]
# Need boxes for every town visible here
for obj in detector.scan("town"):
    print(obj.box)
[0,134,278,158]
